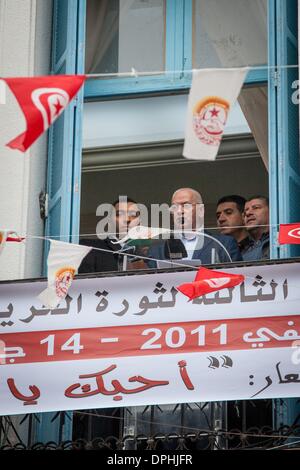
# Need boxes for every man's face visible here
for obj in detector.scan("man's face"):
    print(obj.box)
[216,202,244,236]
[113,202,140,237]
[244,198,269,230]
[170,189,204,232]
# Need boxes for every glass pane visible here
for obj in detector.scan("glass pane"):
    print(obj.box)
[85,0,166,74]
[193,0,267,68]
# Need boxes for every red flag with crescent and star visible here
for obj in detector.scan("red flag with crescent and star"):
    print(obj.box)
[3,75,86,152]
[177,266,245,300]
[279,223,300,244]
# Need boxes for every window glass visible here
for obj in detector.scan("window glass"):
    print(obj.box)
[193,0,267,68]
[85,0,166,74]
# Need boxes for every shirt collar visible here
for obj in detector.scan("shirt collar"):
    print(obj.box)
[248,231,269,244]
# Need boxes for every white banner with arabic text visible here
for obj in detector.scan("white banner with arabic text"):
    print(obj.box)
[1,262,300,415]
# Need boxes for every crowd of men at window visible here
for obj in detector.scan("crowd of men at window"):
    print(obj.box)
[79,188,269,274]
[77,189,270,440]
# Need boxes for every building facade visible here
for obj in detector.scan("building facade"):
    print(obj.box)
[0,0,300,449]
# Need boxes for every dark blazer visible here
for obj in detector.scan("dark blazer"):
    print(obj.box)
[147,231,242,268]
[79,238,121,274]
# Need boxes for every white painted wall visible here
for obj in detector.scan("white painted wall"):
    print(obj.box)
[0,0,52,280]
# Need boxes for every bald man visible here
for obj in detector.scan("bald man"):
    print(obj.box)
[148,187,242,267]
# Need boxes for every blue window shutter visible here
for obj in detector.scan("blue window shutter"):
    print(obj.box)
[277,0,300,259]
[45,0,85,245]
[268,0,280,260]
[36,0,86,444]
[269,0,300,428]
[269,0,300,259]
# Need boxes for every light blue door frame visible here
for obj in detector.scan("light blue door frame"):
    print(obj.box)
[269,0,300,428]
[36,0,86,443]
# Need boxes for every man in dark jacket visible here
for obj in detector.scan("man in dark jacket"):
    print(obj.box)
[77,197,141,441]
[148,188,242,268]
[243,195,270,261]
[79,197,140,273]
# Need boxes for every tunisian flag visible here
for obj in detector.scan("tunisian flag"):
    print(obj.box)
[279,223,300,244]
[0,230,24,256]
[177,266,245,300]
[183,68,248,160]
[3,75,86,152]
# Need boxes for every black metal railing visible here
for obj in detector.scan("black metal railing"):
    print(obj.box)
[1,400,300,450]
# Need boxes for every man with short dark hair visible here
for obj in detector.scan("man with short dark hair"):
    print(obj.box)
[243,195,269,261]
[78,198,140,442]
[216,195,250,256]
[79,197,141,273]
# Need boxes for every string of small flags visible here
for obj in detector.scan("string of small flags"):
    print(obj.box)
[1,223,299,309]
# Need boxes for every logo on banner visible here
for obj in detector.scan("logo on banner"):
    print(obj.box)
[204,277,231,289]
[287,228,300,239]
[31,88,70,130]
[193,96,230,146]
[55,267,76,297]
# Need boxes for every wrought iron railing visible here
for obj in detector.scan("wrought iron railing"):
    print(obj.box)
[1,400,300,450]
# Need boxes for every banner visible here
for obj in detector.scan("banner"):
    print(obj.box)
[1,262,300,415]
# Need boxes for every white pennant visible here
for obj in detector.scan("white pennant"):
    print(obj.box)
[38,240,92,309]
[183,68,248,160]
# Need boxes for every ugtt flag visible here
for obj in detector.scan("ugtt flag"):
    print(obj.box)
[183,68,248,160]
[38,240,91,309]
[3,75,86,152]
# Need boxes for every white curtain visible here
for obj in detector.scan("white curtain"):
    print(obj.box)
[85,0,135,73]
[238,86,268,170]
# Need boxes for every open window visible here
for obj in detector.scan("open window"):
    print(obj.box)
[85,0,268,99]
[80,0,270,273]
[80,92,269,271]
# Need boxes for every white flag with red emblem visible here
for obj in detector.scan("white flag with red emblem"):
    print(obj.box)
[3,75,86,152]
[183,68,248,160]
[38,240,92,309]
